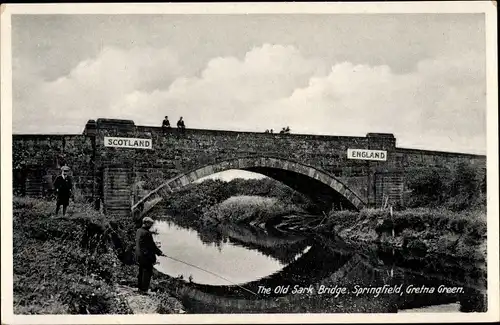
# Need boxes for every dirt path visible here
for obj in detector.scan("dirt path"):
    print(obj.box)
[115,284,185,314]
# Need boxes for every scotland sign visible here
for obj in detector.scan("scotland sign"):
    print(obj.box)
[104,137,153,150]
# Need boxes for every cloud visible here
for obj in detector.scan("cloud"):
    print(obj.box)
[257,51,485,153]
[13,46,187,133]
[112,45,485,153]
[13,43,485,154]
[112,44,326,128]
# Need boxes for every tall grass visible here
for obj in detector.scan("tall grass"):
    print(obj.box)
[202,195,304,224]
[329,208,486,235]
[12,197,134,314]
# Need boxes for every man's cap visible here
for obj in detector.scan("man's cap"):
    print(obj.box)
[142,217,154,224]
[61,166,70,171]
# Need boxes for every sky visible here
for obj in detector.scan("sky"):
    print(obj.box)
[11,14,487,154]
[196,170,267,183]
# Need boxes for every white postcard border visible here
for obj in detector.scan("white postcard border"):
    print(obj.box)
[1,2,498,324]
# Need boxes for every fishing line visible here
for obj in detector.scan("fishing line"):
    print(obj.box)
[162,254,258,296]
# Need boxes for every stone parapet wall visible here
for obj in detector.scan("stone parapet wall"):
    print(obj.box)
[12,134,95,200]
[11,119,486,214]
[394,148,486,169]
[97,125,396,181]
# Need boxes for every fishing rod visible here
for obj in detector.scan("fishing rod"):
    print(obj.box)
[162,254,259,297]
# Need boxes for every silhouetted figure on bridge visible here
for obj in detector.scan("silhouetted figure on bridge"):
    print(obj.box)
[162,116,171,133]
[177,117,186,133]
[280,126,290,134]
[136,217,164,294]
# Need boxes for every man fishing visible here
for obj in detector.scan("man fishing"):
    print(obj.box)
[135,217,164,294]
[135,217,259,297]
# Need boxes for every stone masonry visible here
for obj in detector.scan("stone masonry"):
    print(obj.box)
[12,119,486,217]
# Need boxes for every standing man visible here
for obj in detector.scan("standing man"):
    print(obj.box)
[136,217,164,294]
[54,165,73,216]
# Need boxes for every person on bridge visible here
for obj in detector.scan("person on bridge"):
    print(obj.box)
[53,165,73,216]
[162,116,171,133]
[177,117,186,133]
[136,217,165,294]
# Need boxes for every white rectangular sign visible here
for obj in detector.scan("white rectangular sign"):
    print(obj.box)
[347,148,387,161]
[104,137,153,149]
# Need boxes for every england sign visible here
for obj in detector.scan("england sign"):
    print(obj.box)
[104,137,153,150]
[347,148,387,161]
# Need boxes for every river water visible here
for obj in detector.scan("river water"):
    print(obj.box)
[152,220,311,285]
[151,217,487,314]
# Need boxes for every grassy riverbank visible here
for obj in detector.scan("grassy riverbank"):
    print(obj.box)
[333,208,488,295]
[325,208,486,259]
[12,197,184,315]
[324,207,486,280]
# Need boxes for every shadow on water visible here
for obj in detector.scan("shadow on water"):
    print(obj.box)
[152,216,487,314]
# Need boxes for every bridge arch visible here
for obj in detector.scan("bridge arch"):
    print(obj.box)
[131,156,365,218]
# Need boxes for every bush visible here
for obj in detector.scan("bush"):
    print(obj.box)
[405,162,485,211]
[141,170,167,191]
[405,168,450,208]
[446,162,483,211]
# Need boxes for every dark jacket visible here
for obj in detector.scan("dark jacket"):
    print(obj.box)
[135,227,163,265]
[54,175,72,198]
[162,119,171,128]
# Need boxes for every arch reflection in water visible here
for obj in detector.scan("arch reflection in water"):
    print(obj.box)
[173,237,376,313]
[152,220,311,285]
[152,217,486,314]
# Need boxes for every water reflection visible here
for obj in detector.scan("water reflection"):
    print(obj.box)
[152,215,486,314]
[152,220,311,285]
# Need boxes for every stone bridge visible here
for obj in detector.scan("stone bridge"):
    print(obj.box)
[12,118,486,217]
